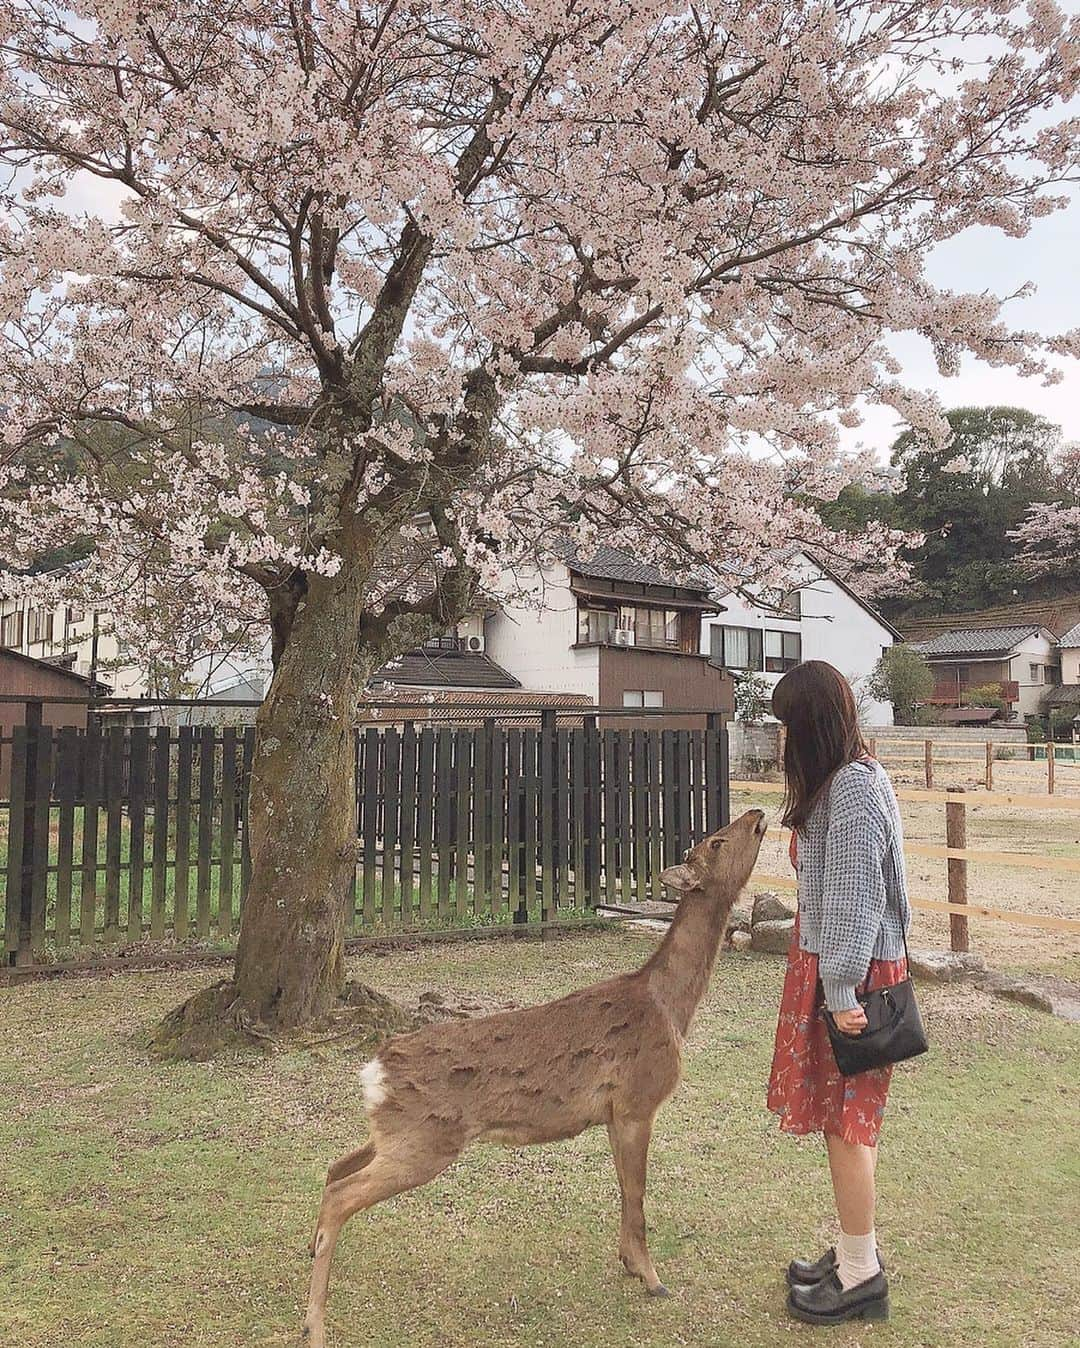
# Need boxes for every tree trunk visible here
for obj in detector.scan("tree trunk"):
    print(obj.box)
[230,568,369,1028]
[150,550,387,1057]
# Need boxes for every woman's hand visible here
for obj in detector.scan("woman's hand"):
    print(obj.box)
[832,1007,868,1036]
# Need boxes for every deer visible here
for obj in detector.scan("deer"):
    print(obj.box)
[302,807,767,1346]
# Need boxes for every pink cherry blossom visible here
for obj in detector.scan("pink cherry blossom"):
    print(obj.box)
[0,0,1075,661]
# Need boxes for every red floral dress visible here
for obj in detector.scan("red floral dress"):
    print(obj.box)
[766,831,908,1146]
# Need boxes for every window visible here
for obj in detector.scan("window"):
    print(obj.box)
[780,589,802,618]
[579,605,679,647]
[27,608,53,645]
[1046,665,1061,686]
[0,609,23,648]
[66,606,86,626]
[711,625,764,671]
[622,690,663,708]
[636,607,679,648]
[423,632,461,651]
[765,629,801,672]
[579,608,618,643]
[1028,663,1041,683]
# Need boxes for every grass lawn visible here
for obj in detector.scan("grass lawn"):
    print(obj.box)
[1,931,1077,1348]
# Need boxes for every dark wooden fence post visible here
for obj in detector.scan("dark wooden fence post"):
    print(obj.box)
[583,714,600,909]
[14,700,43,965]
[539,708,556,927]
[706,712,730,829]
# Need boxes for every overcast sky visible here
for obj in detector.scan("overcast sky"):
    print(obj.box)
[842,189,1080,458]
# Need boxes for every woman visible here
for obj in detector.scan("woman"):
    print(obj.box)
[766,661,910,1326]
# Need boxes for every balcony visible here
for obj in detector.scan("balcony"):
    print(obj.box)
[928,679,1019,707]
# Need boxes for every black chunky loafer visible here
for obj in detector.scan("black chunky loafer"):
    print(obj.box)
[787,1270,890,1324]
[786,1246,884,1287]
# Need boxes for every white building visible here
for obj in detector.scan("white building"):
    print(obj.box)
[0,596,147,697]
[700,551,901,727]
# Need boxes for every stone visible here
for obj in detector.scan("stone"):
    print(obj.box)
[752,891,796,926]
[975,971,1080,1023]
[751,917,795,955]
[907,949,986,983]
[729,929,753,952]
[728,899,753,934]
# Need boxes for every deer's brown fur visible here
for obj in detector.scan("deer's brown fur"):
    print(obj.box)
[303,808,767,1346]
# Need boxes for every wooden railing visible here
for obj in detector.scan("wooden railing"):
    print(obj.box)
[928,678,1019,706]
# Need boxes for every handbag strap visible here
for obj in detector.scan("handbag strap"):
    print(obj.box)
[886,834,913,969]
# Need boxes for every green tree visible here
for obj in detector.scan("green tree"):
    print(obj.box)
[867,646,935,725]
[888,407,1060,612]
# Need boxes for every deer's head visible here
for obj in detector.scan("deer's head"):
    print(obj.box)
[657,809,767,907]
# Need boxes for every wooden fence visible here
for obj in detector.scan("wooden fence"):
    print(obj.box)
[731,778,1080,947]
[867,736,1080,795]
[1,713,730,962]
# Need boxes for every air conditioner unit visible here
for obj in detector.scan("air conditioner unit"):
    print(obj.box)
[466,633,485,653]
[613,628,635,647]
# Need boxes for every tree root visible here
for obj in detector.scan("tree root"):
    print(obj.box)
[148,978,420,1062]
[148,978,519,1062]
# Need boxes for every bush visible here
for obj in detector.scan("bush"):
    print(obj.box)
[734,671,772,723]
[963,682,1007,714]
[915,704,944,726]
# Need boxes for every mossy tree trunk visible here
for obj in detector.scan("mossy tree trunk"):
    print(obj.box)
[230,567,369,1029]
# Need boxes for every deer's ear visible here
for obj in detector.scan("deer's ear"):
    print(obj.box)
[658,863,700,893]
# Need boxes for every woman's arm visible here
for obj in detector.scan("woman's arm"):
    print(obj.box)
[817,770,889,1014]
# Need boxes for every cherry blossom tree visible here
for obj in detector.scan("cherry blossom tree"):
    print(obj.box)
[1012,445,1080,578]
[1,1,1077,1048]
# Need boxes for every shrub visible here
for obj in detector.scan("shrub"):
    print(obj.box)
[963,682,1007,714]
[867,645,935,723]
[734,671,772,723]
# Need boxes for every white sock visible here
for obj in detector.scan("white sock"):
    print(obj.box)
[836,1230,879,1290]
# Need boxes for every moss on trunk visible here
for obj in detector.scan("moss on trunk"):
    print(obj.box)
[150,558,390,1058]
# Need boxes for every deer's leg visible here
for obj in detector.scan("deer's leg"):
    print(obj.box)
[302,1133,461,1347]
[607,1113,668,1297]
[309,1143,376,1256]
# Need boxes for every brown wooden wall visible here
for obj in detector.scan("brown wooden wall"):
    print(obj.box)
[597,648,733,728]
[0,652,91,795]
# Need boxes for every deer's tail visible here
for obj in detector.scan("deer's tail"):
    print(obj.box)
[359,1056,390,1114]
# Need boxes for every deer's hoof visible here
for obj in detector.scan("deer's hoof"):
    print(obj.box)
[648,1282,671,1298]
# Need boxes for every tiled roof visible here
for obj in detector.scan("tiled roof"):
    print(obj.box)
[899,593,1080,643]
[913,625,1039,657]
[1042,684,1080,708]
[369,648,520,690]
[1058,622,1080,648]
[554,541,713,595]
[358,688,595,727]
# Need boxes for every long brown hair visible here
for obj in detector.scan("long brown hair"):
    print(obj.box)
[771,661,868,831]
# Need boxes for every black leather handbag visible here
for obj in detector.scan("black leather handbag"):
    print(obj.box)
[823,933,928,1077]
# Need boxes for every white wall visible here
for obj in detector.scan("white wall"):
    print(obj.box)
[0,598,147,696]
[1062,647,1080,685]
[485,561,600,699]
[1006,631,1060,718]
[701,553,896,727]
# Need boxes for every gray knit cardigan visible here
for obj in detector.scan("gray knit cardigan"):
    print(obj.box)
[794,758,910,1013]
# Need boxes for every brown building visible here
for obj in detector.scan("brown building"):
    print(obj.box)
[485,544,734,728]
[0,649,109,794]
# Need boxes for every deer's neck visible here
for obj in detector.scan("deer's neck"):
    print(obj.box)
[643,891,731,1037]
